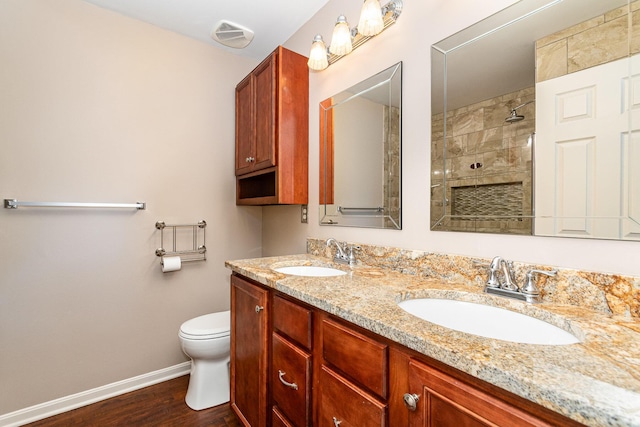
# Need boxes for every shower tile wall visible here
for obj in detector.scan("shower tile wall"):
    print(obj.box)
[431,87,534,234]
[383,105,401,228]
[536,1,640,83]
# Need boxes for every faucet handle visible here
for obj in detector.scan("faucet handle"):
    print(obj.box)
[347,245,360,265]
[522,269,557,296]
[528,269,558,277]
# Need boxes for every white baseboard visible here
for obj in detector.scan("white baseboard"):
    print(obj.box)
[0,362,191,427]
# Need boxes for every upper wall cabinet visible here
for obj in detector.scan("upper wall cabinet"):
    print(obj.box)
[235,46,309,205]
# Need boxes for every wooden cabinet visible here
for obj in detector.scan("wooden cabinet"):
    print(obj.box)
[230,274,270,427]
[235,46,308,205]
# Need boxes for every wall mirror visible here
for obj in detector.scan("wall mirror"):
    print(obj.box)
[431,0,640,241]
[320,62,402,229]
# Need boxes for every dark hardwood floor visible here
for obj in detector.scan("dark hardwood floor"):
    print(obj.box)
[24,375,240,427]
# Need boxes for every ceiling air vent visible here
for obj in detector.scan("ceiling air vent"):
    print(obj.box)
[210,20,254,49]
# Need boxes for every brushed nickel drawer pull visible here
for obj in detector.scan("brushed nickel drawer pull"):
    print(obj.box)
[255,305,264,313]
[278,370,298,390]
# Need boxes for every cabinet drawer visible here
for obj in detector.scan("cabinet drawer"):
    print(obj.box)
[272,332,312,427]
[319,365,387,427]
[322,317,388,399]
[272,406,294,427]
[274,295,313,350]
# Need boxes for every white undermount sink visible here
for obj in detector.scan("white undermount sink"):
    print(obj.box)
[273,265,347,277]
[398,298,580,345]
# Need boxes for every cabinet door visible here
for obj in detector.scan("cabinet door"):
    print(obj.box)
[272,333,312,426]
[231,274,269,427]
[253,53,277,172]
[318,365,387,427]
[236,74,255,176]
[407,359,554,427]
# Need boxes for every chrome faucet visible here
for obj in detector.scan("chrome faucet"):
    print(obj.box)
[326,238,357,266]
[481,256,557,303]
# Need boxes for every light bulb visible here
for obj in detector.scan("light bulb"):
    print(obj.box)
[329,15,353,56]
[307,34,329,71]
[357,0,384,37]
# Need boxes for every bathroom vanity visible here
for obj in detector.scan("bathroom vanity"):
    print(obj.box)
[226,248,640,426]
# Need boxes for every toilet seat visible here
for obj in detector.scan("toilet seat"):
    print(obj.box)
[179,311,230,340]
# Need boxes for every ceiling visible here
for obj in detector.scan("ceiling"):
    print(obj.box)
[82,0,329,60]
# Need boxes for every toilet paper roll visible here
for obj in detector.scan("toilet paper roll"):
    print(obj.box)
[162,256,182,273]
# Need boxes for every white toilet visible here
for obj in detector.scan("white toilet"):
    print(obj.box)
[178,310,231,410]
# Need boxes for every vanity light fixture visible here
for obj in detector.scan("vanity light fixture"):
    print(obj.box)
[358,0,385,36]
[308,35,329,70]
[307,0,403,71]
[329,15,353,55]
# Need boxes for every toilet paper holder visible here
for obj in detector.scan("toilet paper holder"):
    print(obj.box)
[155,220,207,263]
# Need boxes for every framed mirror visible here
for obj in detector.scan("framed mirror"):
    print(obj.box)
[431,0,639,241]
[320,62,402,229]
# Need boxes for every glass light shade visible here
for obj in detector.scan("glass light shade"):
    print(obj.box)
[307,35,329,71]
[357,0,384,36]
[329,16,353,56]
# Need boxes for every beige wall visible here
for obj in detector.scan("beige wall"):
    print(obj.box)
[0,0,261,414]
[264,0,639,277]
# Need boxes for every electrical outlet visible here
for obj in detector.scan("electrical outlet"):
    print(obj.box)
[301,204,308,223]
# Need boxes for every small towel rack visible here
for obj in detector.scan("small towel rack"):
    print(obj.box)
[4,199,145,210]
[155,220,206,263]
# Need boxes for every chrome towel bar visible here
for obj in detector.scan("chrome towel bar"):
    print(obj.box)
[4,199,145,210]
[337,206,384,214]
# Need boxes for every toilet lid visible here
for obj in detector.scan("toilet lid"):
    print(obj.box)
[179,311,230,340]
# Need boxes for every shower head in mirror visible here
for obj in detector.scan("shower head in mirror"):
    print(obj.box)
[505,109,524,123]
[505,100,534,123]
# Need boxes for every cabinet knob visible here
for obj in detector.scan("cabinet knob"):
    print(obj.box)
[245,156,255,163]
[403,393,420,411]
[278,370,299,390]
[255,305,264,313]
[332,417,342,426]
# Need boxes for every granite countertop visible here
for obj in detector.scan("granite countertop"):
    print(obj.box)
[225,254,640,427]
